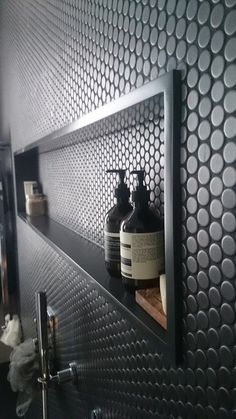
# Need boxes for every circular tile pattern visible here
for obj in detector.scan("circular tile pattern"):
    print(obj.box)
[207,328,220,350]
[197,291,209,310]
[187,134,198,153]
[221,281,235,302]
[167,16,176,35]
[198,27,211,48]
[221,188,236,209]
[198,271,209,290]
[198,73,211,94]
[207,369,218,389]
[186,0,198,20]
[223,167,236,187]
[224,119,236,139]
[187,68,199,88]
[220,345,234,368]
[210,177,223,196]
[188,45,199,66]
[210,130,224,151]
[210,244,223,263]
[198,120,211,141]
[224,91,236,113]
[198,50,211,71]
[197,311,208,330]
[197,208,209,227]
[225,0,236,9]
[187,294,198,313]
[187,197,197,214]
[187,236,198,253]
[187,177,198,194]
[211,81,224,102]
[187,155,198,174]
[186,22,198,44]
[211,4,224,28]
[221,258,236,279]
[197,250,210,268]
[187,90,199,110]
[222,212,236,233]
[210,200,223,219]
[211,31,224,54]
[176,18,186,39]
[221,235,236,255]
[211,56,224,78]
[220,303,235,324]
[1,1,236,417]
[224,38,236,62]
[220,325,234,345]
[198,144,211,163]
[211,105,224,127]
[187,216,198,234]
[209,266,222,285]
[197,230,209,248]
[187,275,198,293]
[210,222,223,241]
[176,0,187,18]
[197,187,210,205]
[198,2,210,24]
[209,287,222,306]
[187,256,198,273]
[199,98,212,118]
[224,64,236,87]
[209,308,221,328]
[210,154,224,174]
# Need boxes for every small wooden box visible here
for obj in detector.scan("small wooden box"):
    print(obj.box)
[135,287,167,330]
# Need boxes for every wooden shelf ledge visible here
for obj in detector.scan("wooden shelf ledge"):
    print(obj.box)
[136,288,167,330]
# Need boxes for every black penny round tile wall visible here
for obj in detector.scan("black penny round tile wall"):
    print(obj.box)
[39,95,165,246]
[0,0,236,418]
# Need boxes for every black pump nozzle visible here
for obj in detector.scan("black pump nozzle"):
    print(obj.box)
[131,170,150,204]
[131,170,145,186]
[107,169,130,201]
[107,169,126,183]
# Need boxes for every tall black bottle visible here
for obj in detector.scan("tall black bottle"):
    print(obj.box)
[120,170,164,290]
[104,170,133,277]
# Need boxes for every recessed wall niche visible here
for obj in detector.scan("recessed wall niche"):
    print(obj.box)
[14,70,181,364]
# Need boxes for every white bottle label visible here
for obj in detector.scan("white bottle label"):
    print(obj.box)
[120,231,164,280]
[104,231,120,263]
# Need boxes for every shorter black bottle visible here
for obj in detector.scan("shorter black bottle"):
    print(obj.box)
[120,170,164,290]
[104,170,133,277]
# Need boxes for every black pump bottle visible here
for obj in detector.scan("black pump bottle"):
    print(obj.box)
[120,170,164,290]
[104,170,133,277]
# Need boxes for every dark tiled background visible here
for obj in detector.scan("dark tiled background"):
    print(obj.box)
[0,0,236,418]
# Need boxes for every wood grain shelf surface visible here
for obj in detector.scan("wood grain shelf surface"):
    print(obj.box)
[135,287,167,330]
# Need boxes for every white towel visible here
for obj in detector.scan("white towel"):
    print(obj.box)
[7,338,40,417]
[0,314,22,348]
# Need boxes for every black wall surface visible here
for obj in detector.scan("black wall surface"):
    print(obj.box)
[0,362,18,419]
[0,0,236,418]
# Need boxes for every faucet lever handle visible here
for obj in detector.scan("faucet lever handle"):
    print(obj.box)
[51,361,79,385]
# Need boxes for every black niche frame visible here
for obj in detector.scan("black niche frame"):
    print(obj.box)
[14,70,181,364]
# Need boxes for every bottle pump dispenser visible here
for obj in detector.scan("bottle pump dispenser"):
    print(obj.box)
[104,169,132,277]
[120,170,164,290]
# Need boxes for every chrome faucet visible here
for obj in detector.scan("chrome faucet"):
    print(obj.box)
[35,292,79,419]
